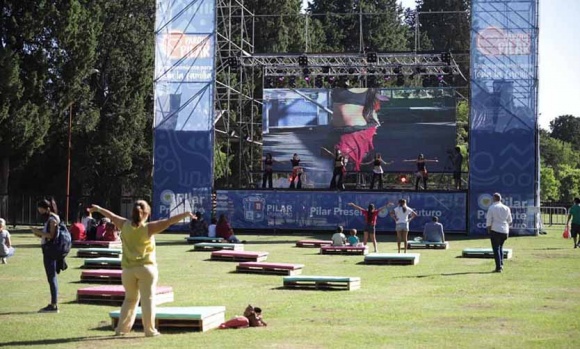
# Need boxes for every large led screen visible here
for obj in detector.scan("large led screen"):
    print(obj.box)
[262,88,457,188]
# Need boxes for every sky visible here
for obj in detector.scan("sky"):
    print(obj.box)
[301,0,580,130]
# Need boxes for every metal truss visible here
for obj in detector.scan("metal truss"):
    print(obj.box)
[215,0,261,188]
[242,53,464,77]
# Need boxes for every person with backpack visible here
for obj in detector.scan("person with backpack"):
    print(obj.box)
[89,200,195,337]
[30,198,66,313]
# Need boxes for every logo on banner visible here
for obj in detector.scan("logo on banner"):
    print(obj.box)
[160,189,175,205]
[243,196,265,222]
[160,31,212,59]
[476,27,531,56]
[477,194,494,210]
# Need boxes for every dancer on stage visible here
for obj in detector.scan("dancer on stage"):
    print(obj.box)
[348,201,391,253]
[362,153,393,190]
[404,154,438,191]
[289,153,303,189]
[323,148,347,190]
[262,153,276,189]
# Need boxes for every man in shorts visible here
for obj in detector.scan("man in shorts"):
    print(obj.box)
[566,198,580,248]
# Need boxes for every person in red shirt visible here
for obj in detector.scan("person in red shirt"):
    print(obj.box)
[69,222,86,241]
[348,201,392,252]
[216,214,242,243]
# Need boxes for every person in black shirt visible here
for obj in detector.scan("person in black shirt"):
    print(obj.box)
[404,154,438,191]
[451,146,464,190]
[289,153,303,189]
[262,153,275,189]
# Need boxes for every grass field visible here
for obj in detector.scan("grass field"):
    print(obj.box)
[1,226,579,349]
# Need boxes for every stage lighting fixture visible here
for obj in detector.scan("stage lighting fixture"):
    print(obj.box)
[441,52,451,64]
[227,57,239,69]
[393,65,402,75]
[442,66,451,75]
[322,66,331,74]
[366,52,377,63]
[348,67,356,75]
[399,175,408,184]
[303,68,310,76]
[422,75,433,88]
[265,77,274,88]
[315,76,323,88]
[289,76,297,88]
[304,76,311,83]
[298,55,308,67]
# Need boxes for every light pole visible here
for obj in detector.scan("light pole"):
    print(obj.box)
[65,101,74,224]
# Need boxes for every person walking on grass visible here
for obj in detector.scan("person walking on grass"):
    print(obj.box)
[566,197,580,249]
[390,199,417,253]
[30,198,64,313]
[348,201,391,253]
[89,200,195,337]
[486,193,512,273]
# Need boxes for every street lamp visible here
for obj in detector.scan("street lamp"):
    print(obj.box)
[65,69,100,223]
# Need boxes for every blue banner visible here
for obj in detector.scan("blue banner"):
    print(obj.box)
[216,190,467,232]
[469,0,539,235]
[152,0,216,222]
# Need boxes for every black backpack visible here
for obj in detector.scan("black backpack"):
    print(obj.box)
[43,221,72,260]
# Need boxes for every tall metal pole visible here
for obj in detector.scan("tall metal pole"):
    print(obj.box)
[66,103,72,223]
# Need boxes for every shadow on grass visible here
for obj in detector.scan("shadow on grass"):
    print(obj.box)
[397,271,495,279]
[270,286,350,291]
[0,334,134,348]
[0,311,40,316]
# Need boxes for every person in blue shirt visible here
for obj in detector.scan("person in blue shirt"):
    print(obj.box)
[347,229,360,246]
[423,216,445,242]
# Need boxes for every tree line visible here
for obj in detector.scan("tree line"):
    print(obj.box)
[2,0,472,213]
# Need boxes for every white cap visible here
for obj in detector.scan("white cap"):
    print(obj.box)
[0,218,5,226]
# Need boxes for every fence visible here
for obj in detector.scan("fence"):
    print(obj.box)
[539,206,568,227]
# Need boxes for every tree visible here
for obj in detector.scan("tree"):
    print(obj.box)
[415,0,470,52]
[540,166,559,202]
[549,115,580,150]
[539,129,580,170]
[0,0,100,199]
[308,0,408,52]
[556,164,580,203]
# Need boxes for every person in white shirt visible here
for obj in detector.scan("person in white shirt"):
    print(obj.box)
[0,218,15,264]
[331,226,347,246]
[208,217,217,238]
[486,193,512,273]
[390,199,417,253]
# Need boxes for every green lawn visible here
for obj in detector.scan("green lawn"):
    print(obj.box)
[1,227,579,349]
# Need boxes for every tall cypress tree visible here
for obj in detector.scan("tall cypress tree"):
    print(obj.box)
[415,0,470,52]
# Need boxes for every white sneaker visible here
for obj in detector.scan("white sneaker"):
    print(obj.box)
[1,258,6,264]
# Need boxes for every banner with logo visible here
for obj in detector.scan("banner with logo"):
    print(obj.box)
[152,0,216,223]
[216,190,467,232]
[469,0,539,235]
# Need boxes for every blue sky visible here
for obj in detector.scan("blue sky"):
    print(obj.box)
[301,0,580,130]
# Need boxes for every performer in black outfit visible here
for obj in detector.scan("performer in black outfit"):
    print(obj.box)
[362,153,393,190]
[323,148,346,190]
[289,153,303,189]
[404,154,438,191]
[262,153,275,189]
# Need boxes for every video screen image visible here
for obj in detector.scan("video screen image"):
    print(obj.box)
[262,88,457,188]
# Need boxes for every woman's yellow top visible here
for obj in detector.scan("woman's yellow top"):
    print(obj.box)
[120,221,156,268]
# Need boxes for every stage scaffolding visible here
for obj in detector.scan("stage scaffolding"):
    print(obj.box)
[214,1,469,189]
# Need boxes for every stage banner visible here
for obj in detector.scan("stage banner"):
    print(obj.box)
[216,190,467,232]
[469,0,539,235]
[152,0,216,224]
